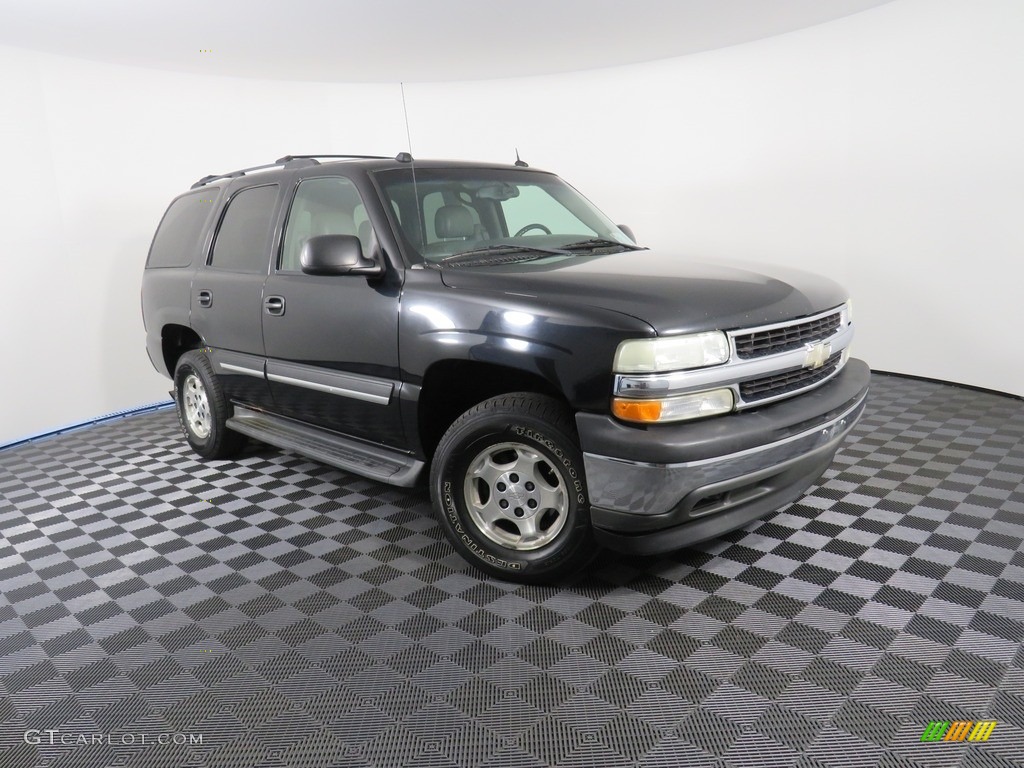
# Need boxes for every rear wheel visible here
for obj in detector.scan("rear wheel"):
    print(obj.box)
[173,350,245,459]
[430,393,597,582]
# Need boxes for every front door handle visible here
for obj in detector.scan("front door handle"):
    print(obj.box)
[264,296,285,316]
[197,290,212,308]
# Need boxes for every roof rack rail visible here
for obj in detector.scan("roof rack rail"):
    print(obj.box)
[275,154,391,163]
[190,161,287,190]
[190,154,391,190]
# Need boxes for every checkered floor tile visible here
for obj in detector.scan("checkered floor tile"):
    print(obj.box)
[0,373,1021,768]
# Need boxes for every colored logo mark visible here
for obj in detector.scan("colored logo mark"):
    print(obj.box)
[920,720,997,742]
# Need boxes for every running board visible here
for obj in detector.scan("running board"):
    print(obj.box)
[226,406,424,487]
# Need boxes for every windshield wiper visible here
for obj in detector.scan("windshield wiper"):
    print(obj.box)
[558,238,647,252]
[439,244,569,266]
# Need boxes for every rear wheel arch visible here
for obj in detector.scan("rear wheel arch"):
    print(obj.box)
[161,324,204,377]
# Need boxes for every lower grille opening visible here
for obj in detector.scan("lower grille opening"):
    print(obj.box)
[686,478,775,519]
[690,491,728,515]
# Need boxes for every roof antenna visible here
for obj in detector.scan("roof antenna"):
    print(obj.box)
[399,82,422,246]
[514,148,529,167]
[398,82,415,164]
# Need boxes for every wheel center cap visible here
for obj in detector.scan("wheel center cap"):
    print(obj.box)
[497,472,538,517]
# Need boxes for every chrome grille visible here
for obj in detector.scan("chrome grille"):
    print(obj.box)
[734,312,841,359]
[739,352,843,403]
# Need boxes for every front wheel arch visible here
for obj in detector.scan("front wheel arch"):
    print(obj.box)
[417,360,565,461]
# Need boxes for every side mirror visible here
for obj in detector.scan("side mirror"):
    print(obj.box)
[300,234,383,277]
[618,224,637,243]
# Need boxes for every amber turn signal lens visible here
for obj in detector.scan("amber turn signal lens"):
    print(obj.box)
[612,399,663,423]
[612,389,735,424]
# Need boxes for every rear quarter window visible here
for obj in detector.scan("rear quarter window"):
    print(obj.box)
[147,190,219,268]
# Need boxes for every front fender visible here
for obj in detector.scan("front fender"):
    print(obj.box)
[399,269,654,411]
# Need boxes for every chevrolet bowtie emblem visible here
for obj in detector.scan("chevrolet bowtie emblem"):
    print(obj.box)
[803,341,832,370]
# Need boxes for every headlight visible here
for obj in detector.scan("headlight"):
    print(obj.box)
[612,388,735,424]
[613,331,730,373]
[840,299,853,326]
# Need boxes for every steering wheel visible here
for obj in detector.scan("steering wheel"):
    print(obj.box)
[514,223,552,237]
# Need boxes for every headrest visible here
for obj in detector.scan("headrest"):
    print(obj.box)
[435,205,474,240]
[358,220,374,253]
[312,210,355,237]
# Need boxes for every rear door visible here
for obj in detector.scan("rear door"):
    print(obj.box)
[261,175,405,447]
[189,183,280,408]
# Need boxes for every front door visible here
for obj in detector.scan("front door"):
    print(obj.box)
[261,175,404,448]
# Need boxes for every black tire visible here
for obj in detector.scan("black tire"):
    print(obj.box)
[173,349,246,460]
[430,393,598,583]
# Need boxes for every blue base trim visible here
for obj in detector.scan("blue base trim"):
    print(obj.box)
[0,401,175,451]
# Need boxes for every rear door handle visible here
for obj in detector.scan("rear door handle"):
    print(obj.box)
[264,296,285,316]
[197,290,212,308]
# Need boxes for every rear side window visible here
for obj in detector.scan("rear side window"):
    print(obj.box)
[147,190,217,268]
[210,184,279,273]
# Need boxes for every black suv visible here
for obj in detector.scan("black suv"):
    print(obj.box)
[142,153,869,582]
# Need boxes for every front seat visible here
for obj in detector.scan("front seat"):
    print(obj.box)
[434,205,475,241]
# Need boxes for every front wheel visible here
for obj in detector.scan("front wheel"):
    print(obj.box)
[430,393,597,582]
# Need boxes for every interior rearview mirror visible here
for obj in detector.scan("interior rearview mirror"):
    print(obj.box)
[300,234,383,277]
[474,182,520,201]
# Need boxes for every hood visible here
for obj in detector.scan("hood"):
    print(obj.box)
[438,249,848,335]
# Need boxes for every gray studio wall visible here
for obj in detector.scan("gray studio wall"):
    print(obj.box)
[398,0,1023,399]
[1,0,1021,446]
[0,54,410,445]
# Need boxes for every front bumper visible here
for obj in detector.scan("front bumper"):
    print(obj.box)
[577,359,870,555]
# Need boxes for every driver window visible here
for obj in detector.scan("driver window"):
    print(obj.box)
[280,177,373,272]
[501,185,593,237]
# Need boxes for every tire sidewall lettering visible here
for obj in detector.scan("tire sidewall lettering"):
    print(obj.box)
[442,480,465,535]
[442,479,520,570]
[174,369,195,441]
[511,425,586,504]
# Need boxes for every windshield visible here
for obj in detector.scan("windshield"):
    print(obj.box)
[373,167,637,264]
